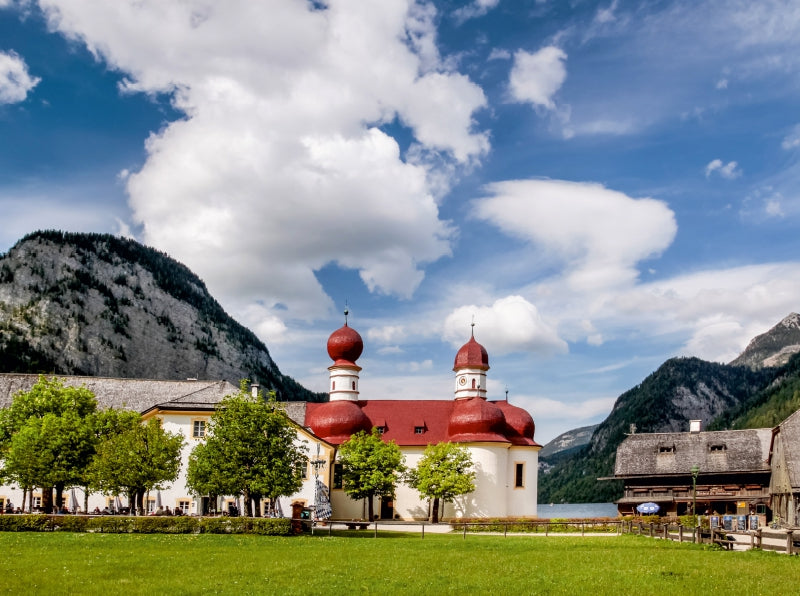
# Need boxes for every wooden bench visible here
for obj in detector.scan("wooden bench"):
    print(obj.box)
[346,522,369,530]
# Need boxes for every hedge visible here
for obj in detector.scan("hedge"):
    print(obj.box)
[0,515,292,535]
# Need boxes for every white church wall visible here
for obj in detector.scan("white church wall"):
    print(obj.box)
[505,447,539,517]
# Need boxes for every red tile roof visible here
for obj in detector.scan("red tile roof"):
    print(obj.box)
[305,399,540,447]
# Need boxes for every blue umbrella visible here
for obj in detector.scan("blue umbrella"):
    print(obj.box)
[636,502,660,514]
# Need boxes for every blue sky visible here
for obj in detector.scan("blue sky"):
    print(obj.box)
[2,0,800,443]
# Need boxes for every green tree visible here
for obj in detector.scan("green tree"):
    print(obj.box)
[0,376,97,513]
[406,442,475,523]
[87,415,183,515]
[186,381,306,517]
[338,429,405,521]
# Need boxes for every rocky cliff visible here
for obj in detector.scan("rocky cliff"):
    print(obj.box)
[729,312,800,369]
[0,231,325,402]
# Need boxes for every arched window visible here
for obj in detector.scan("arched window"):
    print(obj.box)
[352,381,356,390]
[472,379,476,389]
[332,381,335,390]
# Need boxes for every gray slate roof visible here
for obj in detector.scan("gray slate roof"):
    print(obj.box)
[0,373,239,413]
[615,428,772,477]
[0,373,309,426]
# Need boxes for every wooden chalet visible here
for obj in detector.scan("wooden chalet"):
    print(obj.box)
[613,424,772,520]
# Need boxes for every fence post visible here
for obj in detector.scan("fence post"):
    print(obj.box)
[374,520,378,538]
[504,522,508,537]
[463,523,467,539]
[756,528,762,549]
[678,525,683,543]
[662,524,668,540]
[649,523,654,538]
[421,522,425,540]
[786,530,793,555]
[581,521,585,536]
[546,522,549,536]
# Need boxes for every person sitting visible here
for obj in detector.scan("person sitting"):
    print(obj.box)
[92,506,101,515]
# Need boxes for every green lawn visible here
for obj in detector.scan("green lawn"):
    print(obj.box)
[0,532,796,595]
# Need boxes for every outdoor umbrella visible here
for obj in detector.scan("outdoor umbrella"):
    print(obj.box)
[636,502,660,514]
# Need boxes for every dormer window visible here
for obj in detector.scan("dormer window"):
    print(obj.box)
[376,426,386,434]
[658,445,675,453]
[709,444,727,452]
[414,426,425,434]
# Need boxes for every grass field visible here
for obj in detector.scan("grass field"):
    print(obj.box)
[0,531,797,595]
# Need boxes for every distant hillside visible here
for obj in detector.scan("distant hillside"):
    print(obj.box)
[0,231,326,402]
[538,357,774,504]
[539,424,598,460]
[729,313,800,369]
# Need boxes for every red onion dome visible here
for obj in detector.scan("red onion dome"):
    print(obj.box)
[453,335,489,371]
[327,324,363,366]
[495,401,536,445]
[306,401,371,445]
[447,397,509,443]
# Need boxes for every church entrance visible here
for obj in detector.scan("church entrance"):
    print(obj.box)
[380,497,394,520]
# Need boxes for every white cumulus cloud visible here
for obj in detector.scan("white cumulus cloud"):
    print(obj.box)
[508,46,567,110]
[35,0,489,325]
[705,158,742,179]
[0,50,40,104]
[472,179,677,291]
[443,295,568,356]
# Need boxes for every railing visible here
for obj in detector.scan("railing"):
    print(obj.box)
[623,487,768,500]
[621,520,799,555]
[301,519,622,538]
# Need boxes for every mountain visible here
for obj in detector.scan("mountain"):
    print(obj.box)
[0,231,326,402]
[729,313,800,369]
[538,357,773,503]
[539,424,598,460]
[539,313,800,503]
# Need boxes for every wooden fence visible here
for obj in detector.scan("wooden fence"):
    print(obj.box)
[621,520,800,554]
[304,519,622,538]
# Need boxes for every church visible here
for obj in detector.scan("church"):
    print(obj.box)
[0,321,541,520]
[304,320,541,520]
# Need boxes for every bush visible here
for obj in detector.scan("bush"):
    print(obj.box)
[0,515,50,532]
[0,515,291,536]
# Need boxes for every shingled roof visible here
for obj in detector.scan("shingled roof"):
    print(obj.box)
[0,373,238,414]
[615,428,772,477]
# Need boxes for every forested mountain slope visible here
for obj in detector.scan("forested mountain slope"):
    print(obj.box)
[539,357,774,503]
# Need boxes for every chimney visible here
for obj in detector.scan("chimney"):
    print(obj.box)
[689,420,701,433]
[251,382,260,398]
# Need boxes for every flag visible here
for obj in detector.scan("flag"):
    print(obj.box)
[314,479,332,521]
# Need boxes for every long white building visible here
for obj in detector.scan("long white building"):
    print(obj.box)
[0,322,541,520]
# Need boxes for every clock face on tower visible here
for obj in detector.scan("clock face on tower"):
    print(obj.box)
[459,376,467,386]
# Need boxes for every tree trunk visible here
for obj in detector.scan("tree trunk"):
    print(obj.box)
[368,495,375,522]
[83,487,89,514]
[135,490,145,516]
[431,497,440,524]
[253,494,262,518]
[22,487,28,513]
[41,485,54,514]
[55,483,64,511]
[243,488,252,517]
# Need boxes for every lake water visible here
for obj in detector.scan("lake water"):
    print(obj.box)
[538,503,618,519]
